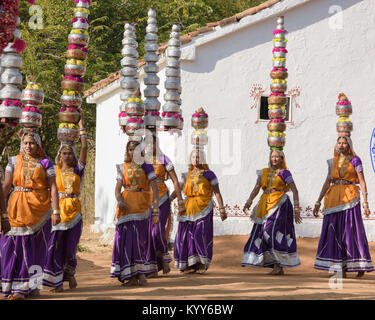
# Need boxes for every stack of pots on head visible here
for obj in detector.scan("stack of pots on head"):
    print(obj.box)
[59,0,91,143]
[118,22,139,134]
[336,93,353,137]
[161,24,182,130]
[143,8,161,131]
[20,82,44,128]
[267,16,288,150]
[191,108,208,149]
[0,41,23,127]
[121,88,145,142]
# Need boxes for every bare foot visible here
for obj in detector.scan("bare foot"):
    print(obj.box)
[270,265,284,275]
[69,276,77,289]
[357,271,365,278]
[122,277,138,287]
[50,286,64,293]
[8,293,25,300]
[146,272,158,278]
[196,264,207,274]
[162,262,171,275]
[137,274,147,286]
[183,268,196,274]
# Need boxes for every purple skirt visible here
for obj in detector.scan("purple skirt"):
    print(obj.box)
[314,203,374,272]
[0,220,51,297]
[110,217,158,283]
[148,198,172,271]
[43,219,83,288]
[241,197,300,268]
[174,210,213,272]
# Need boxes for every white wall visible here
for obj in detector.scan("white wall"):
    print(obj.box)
[91,0,375,236]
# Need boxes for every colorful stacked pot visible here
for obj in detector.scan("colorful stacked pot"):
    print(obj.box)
[20,82,44,128]
[336,93,353,137]
[120,23,139,110]
[267,16,288,150]
[143,8,161,130]
[161,24,182,130]
[119,89,145,141]
[0,42,23,125]
[191,108,208,149]
[59,0,91,143]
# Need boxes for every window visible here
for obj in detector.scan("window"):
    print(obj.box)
[259,95,290,122]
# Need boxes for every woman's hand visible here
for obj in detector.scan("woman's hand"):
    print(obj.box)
[177,202,185,216]
[220,210,227,222]
[1,219,10,234]
[152,215,159,225]
[243,200,252,213]
[313,202,321,217]
[51,214,61,226]
[118,200,126,213]
[294,207,303,224]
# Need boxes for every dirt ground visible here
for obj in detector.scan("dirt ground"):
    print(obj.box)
[37,226,375,300]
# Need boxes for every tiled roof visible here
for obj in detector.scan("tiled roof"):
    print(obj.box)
[84,0,281,98]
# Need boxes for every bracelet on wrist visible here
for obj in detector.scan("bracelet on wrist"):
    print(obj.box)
[178,199,184,204]
[79,127,86,131]
[80,134,87,139]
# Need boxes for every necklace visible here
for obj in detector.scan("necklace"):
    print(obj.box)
[338,155,352,178]
[61,166,75,194]
[190,168,204,193]
[22,154,41,185]
[266,168,281,189]
[127,162,143,187]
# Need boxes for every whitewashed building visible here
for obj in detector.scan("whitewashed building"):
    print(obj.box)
[86,0,375,241]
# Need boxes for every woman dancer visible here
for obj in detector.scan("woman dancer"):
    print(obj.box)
[144,135,185,277]
[313,135,373,277]
[1,130,60,299]
[172,149,227,274]
[43,117,87,292]
[242,150,302,275]
[111,140,160,286]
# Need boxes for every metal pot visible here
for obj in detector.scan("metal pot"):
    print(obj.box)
[191,117,208,130]
[1,68,22,85]
[121,67,138,77]
[274,32,286,39]
[273,60,286,68]
[72,20,89,30]
[75,0,90,9]
[165,67,180,77]
[118,116,129,126]
[144,87,160,98]
[120,57,137,67]
[270,70,288,79]
[120,90,136,102]
[66,49,87,60]
[144,53,158,63]
[168,38,181,47]
[74,11,89,19]
[126,121,145,135]
[165,78,181,90]
[144,42,158,52]
[267,121,286,132]
[61,94,82,107]
[144,97,161,111]
[170,32,180,39]
[124,23,135,31]
[267,136,285,148]
[57,127,80,143]
[273,51,286,58]
[268,108,286,119]
[147,17,157,26]
[172,25,180,32]
[162,101,180,113]
[162,117,179,128]
[336,104,352,117]
[58,110,81,123]
[22,88,44,105]
[19,111,42,128]
[123,30,136,39]
[167,47,181,58]
[125,102,144,116]
[164,91,179,101]
[146,24,158,34]
[0,106,22,119]
[144,74,160,86]
[0,84,22,100]
[166,58,180,68]
[268,95,287,106]
[144,114,161,128]
[121,47,138,58]
[144,64,159,74]
[145,33,158,42]
[2,43,17,54]
[68,33,89,46]
[61,80,85,92]
[270,83,287,92]
[120,78,138,90]
[273,41,287,48]
[64,64,86,76]
[1,54,23,69]
[122,37,138,48]
[336,121,353,133]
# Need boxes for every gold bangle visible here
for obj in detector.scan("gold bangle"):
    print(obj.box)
[315,202,321,206]
[152,209,159,213]
[1,213,8,219]
[178,200,184,204]
[53,209,60,215]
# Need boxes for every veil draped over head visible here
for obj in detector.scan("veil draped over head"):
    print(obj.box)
[55,142,78,165]
[20,131,47,158]
[268,149,287,170]
[334,135,356,158]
